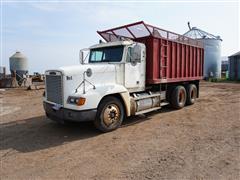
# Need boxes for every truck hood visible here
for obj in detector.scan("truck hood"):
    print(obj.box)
[58,63,116,76]
[56,63,117,96]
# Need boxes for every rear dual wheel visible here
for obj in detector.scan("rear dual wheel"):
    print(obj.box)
[186,84,197,105]
[171,86,187,109]
[170,84,197,109]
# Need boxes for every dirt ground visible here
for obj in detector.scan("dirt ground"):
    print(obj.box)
[0,82,239,180]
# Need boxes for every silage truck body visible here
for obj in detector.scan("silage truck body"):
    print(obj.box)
[43,21,204,132]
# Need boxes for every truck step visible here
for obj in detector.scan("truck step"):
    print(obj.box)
[160,102,169,106]
[135,107,161,115]
[133,92,166,101]
[133,93,161,101]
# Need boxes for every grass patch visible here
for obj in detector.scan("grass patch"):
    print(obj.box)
[208,78,240,83]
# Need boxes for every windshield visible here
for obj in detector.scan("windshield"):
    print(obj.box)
[89,46,123,63]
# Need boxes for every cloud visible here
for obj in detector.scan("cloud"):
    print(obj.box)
[71,3,141,28]
[3,18,45,35]
[31,3,64,12]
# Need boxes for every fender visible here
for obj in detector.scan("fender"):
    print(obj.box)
[65,83,131,116]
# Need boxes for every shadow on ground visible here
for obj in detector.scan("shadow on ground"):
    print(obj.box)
[0,107,175,153]
[122,107,175,127]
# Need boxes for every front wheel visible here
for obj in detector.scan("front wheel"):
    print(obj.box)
[94,96,124,132]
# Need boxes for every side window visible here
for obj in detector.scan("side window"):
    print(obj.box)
[90,51,103,62]
[126,47,132,62]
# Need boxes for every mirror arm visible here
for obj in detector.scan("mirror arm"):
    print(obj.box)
[84,52,90,62]
[79,49,82,64]
[127,50,133,62]
[79,48,89,64]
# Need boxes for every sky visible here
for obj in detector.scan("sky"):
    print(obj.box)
[1,0,239,74]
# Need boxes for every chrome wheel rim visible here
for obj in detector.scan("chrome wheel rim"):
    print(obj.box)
[179,90,184,103]
[103,104,121,126]
[191,88,196,100]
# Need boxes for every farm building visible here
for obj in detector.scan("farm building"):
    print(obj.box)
[228,51,240,81]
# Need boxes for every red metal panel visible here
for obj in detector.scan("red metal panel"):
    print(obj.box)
[171,42,176,78]
[176,44,180,78]
[168,41,172,79]
[142,37,154,83]
[193,47,196,77]
[159,39,162,79]
[185,45,189,77]
[131,29,203,84]
[192,47,196,77]
[149,38,155,81]
[166,40,170,79]
[181,44,185,77]
[201,49,204,76]
[160,39,162,78]
[153,38,160,80]
[189,46,193,77]
[195,48,197,76]
[148,76,203,84]
[199,48,202,76]
[196,47,198,77]
[161,39,167,79]
[179,44,182,78]
[196,48,199,77]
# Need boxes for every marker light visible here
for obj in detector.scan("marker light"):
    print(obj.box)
[68,97,86,106]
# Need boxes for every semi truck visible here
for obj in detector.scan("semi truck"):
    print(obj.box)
[43,21,204,132]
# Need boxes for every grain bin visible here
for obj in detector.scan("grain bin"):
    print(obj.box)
[184,24,222,78]
[0,66,6,79]
[228,51,240,81]
[9,51,28,80]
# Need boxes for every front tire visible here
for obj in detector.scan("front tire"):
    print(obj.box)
[94,96,124,132]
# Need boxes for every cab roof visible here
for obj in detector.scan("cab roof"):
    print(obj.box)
[89,40,133,49]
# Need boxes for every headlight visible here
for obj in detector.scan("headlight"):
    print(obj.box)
[67,96,86,106]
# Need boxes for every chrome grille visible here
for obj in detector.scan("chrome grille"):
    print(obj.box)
[46,74,63,105]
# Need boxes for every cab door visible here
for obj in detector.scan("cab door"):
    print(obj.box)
[124,43,146,92]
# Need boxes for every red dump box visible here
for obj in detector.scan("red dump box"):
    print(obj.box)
[98,21,204,84]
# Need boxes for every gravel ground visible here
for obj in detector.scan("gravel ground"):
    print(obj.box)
[0,82,239,180]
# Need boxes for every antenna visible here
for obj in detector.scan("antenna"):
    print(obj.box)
[187,22,191,30]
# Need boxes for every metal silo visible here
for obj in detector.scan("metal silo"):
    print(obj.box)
[228,51,240,81]
[184,23,222,78]
[9,51,28,80]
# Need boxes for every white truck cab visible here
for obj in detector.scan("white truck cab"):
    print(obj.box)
[43,40,151,132]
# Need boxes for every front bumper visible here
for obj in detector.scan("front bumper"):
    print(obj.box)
[43,102,97,123]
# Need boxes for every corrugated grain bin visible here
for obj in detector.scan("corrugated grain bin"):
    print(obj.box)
[184,25,222,79]
[98,21,204,85]
[228,52,240,80]
[9,51,28,79]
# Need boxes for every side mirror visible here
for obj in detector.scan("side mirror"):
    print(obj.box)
[131,44,141,65]
[79,50,84,64]
[79,48,89,65]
